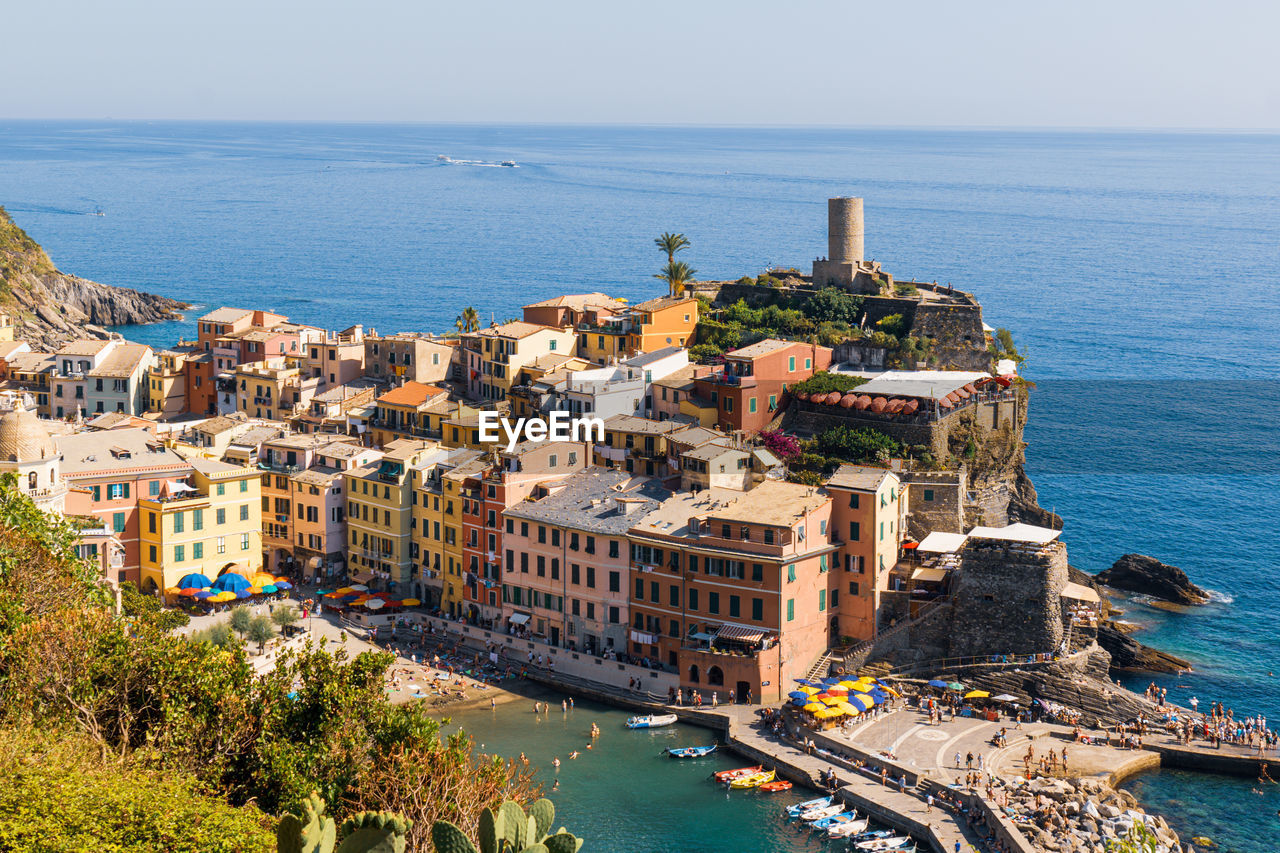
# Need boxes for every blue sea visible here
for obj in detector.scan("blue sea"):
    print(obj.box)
[2,121,1278,849]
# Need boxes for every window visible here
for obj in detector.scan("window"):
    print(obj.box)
[148,545,157,563]
[240,479,248,493]
[879,521,884,541]
[788,356,796,372]
[729,595,740,617]
[585,536,595,554]
[108,483,127,500]
[849,521,860,541]
[924,489,934,501]
[787,564,796,582]
[216,508,226,525]
[216,483,225,496]
[786,599,794,621]
[669,585,679,607]
[723,397,733,413]
[112,512,125,533]
[849,493,859,509]
[831,589,839,608]
[149,480,160,497]
[194,542,203,559]
[571,564,580,584]
[752,597,763,620]
[147,513,156,534]
[608,540,619,558]
[634,577,644,599]
[537,556,545,577]
[551,528,560,546]
[240,504,250,521]
[768,394,777,411]
[849,581,860,595]
[173,512,184,533]
[819,519,827,535]
[506,518,513,533]
[764,529,774,545]
[818,589,826,612]
[820,554,828,572]
[241,533,250,550]
[751,563,763,581]
[650,581,659,603]
[551,559,560,580]
[748,397,757,414]
[608,570,619,592]
[805,357,811,369]
[688,588,698,610]
[708,592,720,614]
[520,553,529,573]
[174,544,185,562]
[586,566,596,588]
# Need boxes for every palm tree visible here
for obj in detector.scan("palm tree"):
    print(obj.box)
[654,260,698,297]
[455,306,480,334]
[655,232,690,266]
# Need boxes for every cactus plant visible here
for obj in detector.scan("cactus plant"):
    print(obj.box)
[430,798,582,853]
[277,793,412,853]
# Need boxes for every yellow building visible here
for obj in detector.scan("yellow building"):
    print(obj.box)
[576,296,698,364]
[138,457,263,591]
[368,381,453,446]
[147,349,190,417]
[235,358,321,421]
[344,439,439,591]
[461,321,577,402]
[410,448,484,608]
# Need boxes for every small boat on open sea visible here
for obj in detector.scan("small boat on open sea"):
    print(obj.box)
[854,835,912,851]
[625,714,677,729]
[785,796,833,818]
[666,745,716,758]
[826,817,869,838]
[714,765,762,783]
[758,779,792,792]
[728,769,775,789]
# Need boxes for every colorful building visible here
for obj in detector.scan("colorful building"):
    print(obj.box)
[461,322,577,402]
[825,464,907,643]
[344,439,440,592]
[693,339,832,434]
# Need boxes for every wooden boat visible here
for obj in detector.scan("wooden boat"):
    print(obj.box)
[811,811,857,831]
[826,818,869,839]
[785,796,832,817]
[727,769,775,789]
[799,803,844,822]
[848,830,894,844]
[714,765,762,783]
[854,836,912,851]
[758,780,792,792]
[666,745,716,758]
[625,713,678,729]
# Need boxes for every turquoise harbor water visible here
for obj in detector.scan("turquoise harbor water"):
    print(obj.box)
[2,122,1278,848]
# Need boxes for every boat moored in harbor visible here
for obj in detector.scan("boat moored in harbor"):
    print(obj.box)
[625,714,678,729]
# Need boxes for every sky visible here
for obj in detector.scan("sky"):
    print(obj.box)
[4,0,1279,128]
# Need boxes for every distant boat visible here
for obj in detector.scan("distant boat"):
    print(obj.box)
[91,207,105,216]
[625,713,677,729]
[500,160,517,167]
[666,744,716,758]
[436,155,453,163]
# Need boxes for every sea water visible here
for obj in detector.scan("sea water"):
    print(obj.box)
[2,121,1278,848]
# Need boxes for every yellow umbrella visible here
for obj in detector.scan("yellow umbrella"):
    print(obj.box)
[814,707,843,719]
[797,685,820,695]
[248,586,264,594]
[847,683,874,694]
[820,695,844,706]
[848,693,874,711]
[400,598,421,606]
[251,572,276,587]
[836,702,861,715]
[335,587,355,595]
[164,586,181,595]
[802,702,825,714]
[964,690,991,699]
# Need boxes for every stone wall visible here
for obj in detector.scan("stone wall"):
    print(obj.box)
[900,470,965,537]
[948,539,1069,658]
[908,301,990,371]
[831,339,889,370]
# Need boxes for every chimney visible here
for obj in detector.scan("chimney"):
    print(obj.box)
[828,197,864,265]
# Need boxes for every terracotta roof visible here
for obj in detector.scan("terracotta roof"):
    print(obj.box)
[470,321,562,339]
[525,293,624,311]
[631,296,696,313]
[376,381,448,407]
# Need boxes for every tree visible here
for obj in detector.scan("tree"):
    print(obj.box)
[229,605,252,636]
[654,232,690,266]
[194,621,237,650]
[120,580,189,631]
[790,372,868,397]
[272,604,300,634]
[816,425,903,465]
[654,260,697,297]
[455,307,480,334]
[805,287,864,325]
[246,614,276,654]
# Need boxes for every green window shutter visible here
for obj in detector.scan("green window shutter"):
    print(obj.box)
[92,485,101,501]
[194,542,203,559]
[787,564,796,582]
[819,589,826,612]
[122,482,130,499]
[820,554,828,572]
[748,397,757,413]
[786,599,794,621]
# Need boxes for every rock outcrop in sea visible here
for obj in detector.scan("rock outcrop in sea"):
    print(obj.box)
[1095,554,1209,606]
[0,207,188,348]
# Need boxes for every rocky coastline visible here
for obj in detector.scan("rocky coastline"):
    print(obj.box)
[0,207,189,348]
[1096,554,1209,606]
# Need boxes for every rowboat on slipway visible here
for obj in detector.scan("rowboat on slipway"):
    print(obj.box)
[625,713,678,729]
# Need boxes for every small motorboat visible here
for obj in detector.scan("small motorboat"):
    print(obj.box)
[799,803,844,822]
[626,714,678,729]
[848,830,894,844]
[758,780,792,792]
[826,818,869,839]
[728,769,775,789]
[854,836,912,851]
[500,160,517,167]
[786,796,833,818]
[715,765,762,783]
[811,811,857,831]
[666,745,716,758]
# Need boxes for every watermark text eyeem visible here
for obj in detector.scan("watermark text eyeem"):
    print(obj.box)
[478,411,605,452]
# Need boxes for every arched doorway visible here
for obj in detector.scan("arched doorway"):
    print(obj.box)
[688,664,700,683]
[736,680,751,703]
[707,665,724,686]
[142,577,158,594]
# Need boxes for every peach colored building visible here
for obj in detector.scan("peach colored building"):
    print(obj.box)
[825,464,907,643]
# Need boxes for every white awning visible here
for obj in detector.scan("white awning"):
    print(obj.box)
[967,522,1061,545]
[917,531,969,553]
[911,567,950,583]
[509,613,531,625]
[1061,581,1101,603]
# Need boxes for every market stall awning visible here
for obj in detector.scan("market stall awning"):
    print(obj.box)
[911,567,950,583]
[917,531,969,553]
[1061,581,1101,603]
[715,624,766,643]
[509,613,531,625]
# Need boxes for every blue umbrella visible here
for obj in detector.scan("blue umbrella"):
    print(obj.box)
[793,678,812,684]
[789,691,811,700]
[178,572,213,590]
[791,697,809,707]
[927,679,948,689]
[822,677,843,685]
[275,580,293,590]
[213,573,250,593]
[235,589,253,599]
[193,590,215,600]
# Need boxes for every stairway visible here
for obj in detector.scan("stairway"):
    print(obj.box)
[803,649,838,682]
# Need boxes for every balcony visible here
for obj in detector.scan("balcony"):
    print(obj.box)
[705,370,757,389]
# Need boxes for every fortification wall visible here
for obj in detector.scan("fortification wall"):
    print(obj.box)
[909,302,990,371]
[948,540,1068,658]
[900,470,965,537]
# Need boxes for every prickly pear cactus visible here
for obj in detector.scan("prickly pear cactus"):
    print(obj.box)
[336,811,413,853]
[432,821,478,853]
[431,798,582,853]
[478,807,498,853]
[527,799,554,840]
[277,792,337,853]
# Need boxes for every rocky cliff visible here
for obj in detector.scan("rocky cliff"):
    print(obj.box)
[1096,554,1209,606]
[0,207,188,349]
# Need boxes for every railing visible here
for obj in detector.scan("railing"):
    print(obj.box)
[841,597,953,670]
[884,649,1071,678]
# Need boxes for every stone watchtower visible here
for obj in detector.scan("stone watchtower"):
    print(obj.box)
[812,197,887,294]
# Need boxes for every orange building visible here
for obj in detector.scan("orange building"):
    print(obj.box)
[825,464,907,644]
[694,339,832,434]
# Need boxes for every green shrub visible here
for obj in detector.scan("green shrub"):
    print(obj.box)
[120,580,189,631]
[875,313,909,338]
[791,372,868,397]
[815,425,903,464]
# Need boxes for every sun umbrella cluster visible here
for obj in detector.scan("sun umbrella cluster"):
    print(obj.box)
[793,674,898,721]
[320,587,418,610]
[166,571,295,605]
